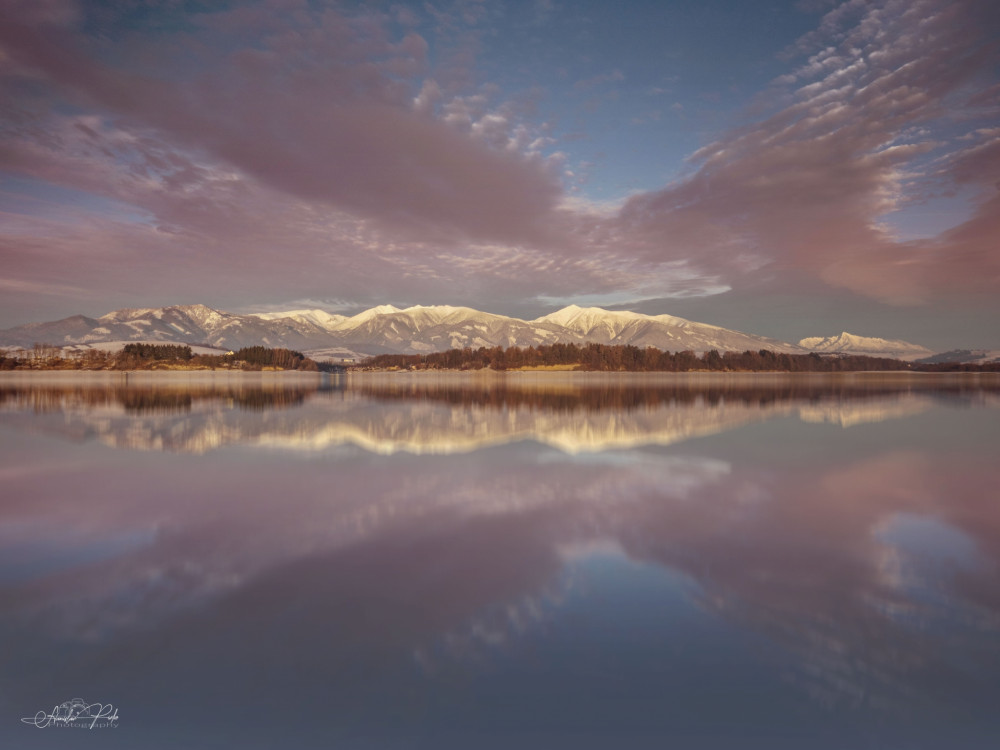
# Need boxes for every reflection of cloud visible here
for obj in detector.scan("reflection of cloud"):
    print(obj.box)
[607,448,1000,717]
[414,576,574,675]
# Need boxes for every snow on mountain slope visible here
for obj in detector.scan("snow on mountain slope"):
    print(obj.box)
[252,309,348,328]
[533,305,646,338]
[799,332,933,361]
[338,304,402,327]
[533,305,695,333]
[344,305,484,334]
[533,305,804,353]
[330,305,564,354]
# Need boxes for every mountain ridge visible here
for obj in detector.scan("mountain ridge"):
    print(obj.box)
[0,303,952,360]
[2,302,811,356]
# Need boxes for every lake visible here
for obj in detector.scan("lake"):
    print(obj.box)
[2,371,999,749]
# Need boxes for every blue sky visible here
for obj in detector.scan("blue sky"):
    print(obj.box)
[1,0,998,348]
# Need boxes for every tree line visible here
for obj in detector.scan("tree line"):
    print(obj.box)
[359,343,1000,373]
[1,343,322,371]
[4,341,997,373]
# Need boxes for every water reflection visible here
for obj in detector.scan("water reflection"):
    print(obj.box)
[1,374,999,748]
[1,374,996,455]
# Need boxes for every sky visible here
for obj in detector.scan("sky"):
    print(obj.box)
[0,0,998,349]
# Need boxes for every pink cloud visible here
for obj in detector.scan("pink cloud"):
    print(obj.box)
[0,109,629,311]
[0,2,563,249]
[605,0,1000,304]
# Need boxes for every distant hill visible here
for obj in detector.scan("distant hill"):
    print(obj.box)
[798,332,933,361]
[915,349,1000,365]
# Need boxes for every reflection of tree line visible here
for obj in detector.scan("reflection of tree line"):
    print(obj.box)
[1,377,997,416]
[0,386,313,414]
[348,379,999,412]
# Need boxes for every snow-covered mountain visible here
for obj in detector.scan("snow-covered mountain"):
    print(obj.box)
[312,302,806,354]
[798,332,933,361]
[0,304,349,352]
[2,302,819,356]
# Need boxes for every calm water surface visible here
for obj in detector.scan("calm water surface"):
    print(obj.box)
[1,372,999,749]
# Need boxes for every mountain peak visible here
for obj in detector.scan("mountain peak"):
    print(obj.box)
[400,304,474,316]
[250,309,349,329]
[99,307,158,321]
[533,305,648,333]
[169,304,229,328]
[342,304,404,326]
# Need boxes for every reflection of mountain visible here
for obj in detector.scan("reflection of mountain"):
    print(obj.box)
[2,378,992,454]
[796,399,933,427]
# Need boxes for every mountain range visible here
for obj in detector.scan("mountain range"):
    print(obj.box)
[0,302,961,362]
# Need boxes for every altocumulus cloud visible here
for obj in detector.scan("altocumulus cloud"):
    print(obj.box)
[611,0,1000,305]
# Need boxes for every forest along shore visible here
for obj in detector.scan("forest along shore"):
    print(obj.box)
[4,341,1000,375]
[354,343,1000,373]
[0,343,331,372]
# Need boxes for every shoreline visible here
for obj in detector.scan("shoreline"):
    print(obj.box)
[3,368,997,378]
[5,369,997,389]
[346,369,1000,386]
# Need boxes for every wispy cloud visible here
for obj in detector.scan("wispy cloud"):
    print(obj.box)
[573,69,625,91]
[0,0,562,247]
